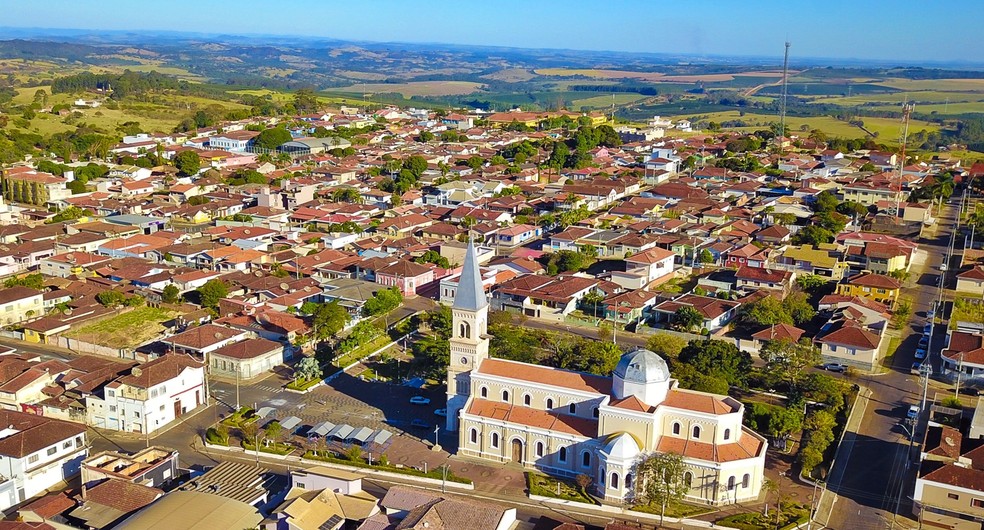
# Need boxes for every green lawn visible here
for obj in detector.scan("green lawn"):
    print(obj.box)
[334,334,392,368]
[716,502,809,530]
[630,500,713,518]
[286,377,322,391]
[242,441,294,456]
[64,306,178,349]
[525,472,596,504]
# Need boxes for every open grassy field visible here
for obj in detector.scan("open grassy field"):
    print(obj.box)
[329,81,484,97]
[481,68,536,82]
[872,78,984,92]
[684,110,940,144]
[65,306,179,349]
[571,93,647,108]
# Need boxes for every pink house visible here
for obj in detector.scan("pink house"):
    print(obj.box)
[375,260,435,296]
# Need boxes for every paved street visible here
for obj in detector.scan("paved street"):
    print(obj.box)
[824,197,959,529]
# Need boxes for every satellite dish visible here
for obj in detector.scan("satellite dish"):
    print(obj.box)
[254,271,263,277]
[131,367,143,377]
[279,283,289,291]
[303,286,311,293]
[243,229,251,235]
[214,332,223,339]
[63,309,73,316]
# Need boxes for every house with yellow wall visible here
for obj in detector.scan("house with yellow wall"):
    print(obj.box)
[835,272,902,307]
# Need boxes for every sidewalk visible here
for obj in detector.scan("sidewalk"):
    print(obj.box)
[813,385,870,527]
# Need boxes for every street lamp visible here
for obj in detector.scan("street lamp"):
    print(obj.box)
[433,425,440,449]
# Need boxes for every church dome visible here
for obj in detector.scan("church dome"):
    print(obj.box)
[614,348,670,384]
[602,432,642,461]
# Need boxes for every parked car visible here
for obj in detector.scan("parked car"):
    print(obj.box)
[911,362,923,375]
[410,419,430,429]
[822,363,848,373]
[927,308,936,319]
[918,336,928,349]
[434,408,447,417]
[959,386,984,396]
[914,348,927,360]
[924,323,933,334]
[409,396,431,405]
[907,405,920,420]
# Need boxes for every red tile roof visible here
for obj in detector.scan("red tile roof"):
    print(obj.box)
[476,358,612,394]
[466,398,596,438]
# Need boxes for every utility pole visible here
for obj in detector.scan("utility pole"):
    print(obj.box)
[896,103,914,224]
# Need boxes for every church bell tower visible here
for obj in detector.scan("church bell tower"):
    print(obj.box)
[445,240,489,431]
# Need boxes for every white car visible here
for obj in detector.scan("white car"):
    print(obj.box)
[409,396,431,405]
[822,363,848,373]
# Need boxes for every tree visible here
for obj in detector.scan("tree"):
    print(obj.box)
[263,420,283,448]
[4,274,44,290]
[313,301,350,341]
[678,339,752,387]
[891,297,913,330]
[836,201,869,218]
[792,225,834,246]
[417,130,434,142]
[161,284,180,304]
[363,287,403,316]
[197,279,229,310]
[646,333,687,359]
[760,338,821,389]
[697,248,715,265]
[549,340,622,375]
[294,356,322,382]
[255,127,292,150]
[96,290,126,307]
[575,474,593,493]
[796,274,827,292]
[741,296,793,327]
[331,187,362,204]
[812,190,839,213]
[173,150,201,177]
[636,451,688,527]
[782,291,816,324]
[673,306,704,333]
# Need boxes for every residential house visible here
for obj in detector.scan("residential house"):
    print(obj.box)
[610,246,676,290]
[773,244,848,280]
[82,447,181,489]
[602,289,659,326]
[375,260,434,296]
[735,266,794,294]
[496,224,542,248]
[651,293,741,332]
[86,355,206,434]
[957,266,984,296]
[836,272,902,307]
[208,338,284,380]
[492,274,602,321]
[0,287,43,325]
[941,331,984,382]
[913,424,984,530]
[814,307,886,371]
[0,410,88,511]
[164,324,249,358]
[724,244,770,269]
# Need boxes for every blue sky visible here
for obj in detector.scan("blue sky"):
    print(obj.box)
[4,0,983,63]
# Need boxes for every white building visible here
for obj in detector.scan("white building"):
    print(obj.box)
[447,243,767,505]
[0,410,88,510]
[87,355,206,434]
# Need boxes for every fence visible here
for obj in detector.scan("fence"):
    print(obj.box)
[53,336,129,359]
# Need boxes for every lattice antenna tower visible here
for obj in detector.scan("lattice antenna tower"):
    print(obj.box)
[777,41,791,153]
[896,102,915,221]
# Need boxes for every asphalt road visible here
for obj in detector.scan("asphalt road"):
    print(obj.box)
[824,197,958,530]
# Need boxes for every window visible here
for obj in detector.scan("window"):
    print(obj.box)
[582,451,591,467]
[559,446,567,462]
[46,447,56,456]
[459,322,471,339]
[75,436,82,446]
[109,405,117,413]
[546,398,554,409]
[491,432,499,448]
[672,422,681,435]
[28,454,38,464]
[63,440,72,449]
[692,425,701,439]
[724,428,731,441]
[502,390,510,402]
[296,482,305,489]
[683,472,693,488]
[535,441,544,457]
[973,498,984,508]
[469,428,478,444]
[610,472,620,489]
[107,390,115,398]
[480,386,488,398]
[948,493,959,500]
[728,476,736,490]
[742,474,750,488]
[569,403,576,414]
[592,407,599,418]
[523,394,531,406]
[134,411,140,418]
[626,474,633,490]
[159,404,165,412]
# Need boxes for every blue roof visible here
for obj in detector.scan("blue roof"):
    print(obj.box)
[452,242,488,311]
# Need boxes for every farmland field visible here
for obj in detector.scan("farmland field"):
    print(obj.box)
[571,93,647,108]
[329,81,484,97]
[535,68,788,83]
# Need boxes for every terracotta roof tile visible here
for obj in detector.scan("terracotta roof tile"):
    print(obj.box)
[477,359,611,395]
[466,399,596,438]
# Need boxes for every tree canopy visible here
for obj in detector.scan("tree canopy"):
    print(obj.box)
[255,127,293,150]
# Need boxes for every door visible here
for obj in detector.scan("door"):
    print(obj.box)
[173,400,182,418]
[510,439,523,463]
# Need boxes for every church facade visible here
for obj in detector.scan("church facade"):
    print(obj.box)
[446,242,768,505]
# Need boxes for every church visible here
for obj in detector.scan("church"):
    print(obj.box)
[445,242,767,504]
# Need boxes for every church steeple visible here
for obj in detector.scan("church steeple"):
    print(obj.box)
[453,238,488,312]
[445,240,490,431]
